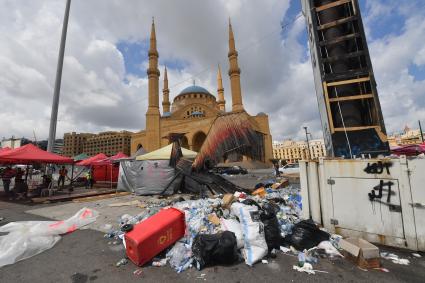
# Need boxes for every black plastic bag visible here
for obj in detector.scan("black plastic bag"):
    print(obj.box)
[260,203,284,251]
[192,231,239,270]
[283,219,330,251]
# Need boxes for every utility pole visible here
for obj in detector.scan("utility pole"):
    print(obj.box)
[47,0,71,152]
[303,126,311,160]
[419,120,424,143]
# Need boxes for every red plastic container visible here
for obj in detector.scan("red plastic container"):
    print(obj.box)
[124,207,186,266]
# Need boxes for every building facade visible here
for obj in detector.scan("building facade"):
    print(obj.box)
[387,126,424,147]
[62,131,132,157]
[273,139,326,164]
[131,20,273,163]
[62,132,95,157]
[83,131,132,156]
[1,137,23,149]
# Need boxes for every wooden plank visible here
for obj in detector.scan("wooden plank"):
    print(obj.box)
[72,192,131,203]
[319,33,360,46]
[317,15,356,30]
[327,76,370,87]
[329,94,374,102]
[316,0,352,12]
[323,82,335,133]
[31,189,118,203]
[334,126,379,132]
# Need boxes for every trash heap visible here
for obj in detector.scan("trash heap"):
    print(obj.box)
[105,179,345,273]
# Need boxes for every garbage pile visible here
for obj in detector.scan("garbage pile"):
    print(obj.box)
[104,179,349,274]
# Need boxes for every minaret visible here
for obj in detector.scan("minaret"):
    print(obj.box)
[162,66,170,113]
[228,19,244,112]
[145,18,161,151]
[217,65,225,111]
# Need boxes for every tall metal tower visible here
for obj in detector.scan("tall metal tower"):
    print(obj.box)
[47,0,71,152]
[301,0,389,157]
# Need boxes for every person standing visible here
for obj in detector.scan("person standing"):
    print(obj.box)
[1,166,15,197]
[85,170,93,189]
[58,166,68,189]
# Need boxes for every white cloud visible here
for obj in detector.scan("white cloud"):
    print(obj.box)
[0,0,424,145]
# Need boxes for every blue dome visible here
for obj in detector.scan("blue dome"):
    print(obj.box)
[179,85,210,95]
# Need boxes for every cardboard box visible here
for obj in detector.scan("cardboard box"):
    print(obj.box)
[222,194,235,208]
[340,238,380,269]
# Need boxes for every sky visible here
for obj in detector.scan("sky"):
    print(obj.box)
[0,0,425,142]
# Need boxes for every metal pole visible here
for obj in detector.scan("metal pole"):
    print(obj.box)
[47,0,71,152]
[304,126,311,160]
[419,120,424,143]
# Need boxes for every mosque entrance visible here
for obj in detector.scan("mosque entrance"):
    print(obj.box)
[181,136,189,149]
[192,131,206,152]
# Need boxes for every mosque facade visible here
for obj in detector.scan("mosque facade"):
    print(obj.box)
[130,20,273,163]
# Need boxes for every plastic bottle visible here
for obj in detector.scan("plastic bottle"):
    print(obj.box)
[298,252,305,267]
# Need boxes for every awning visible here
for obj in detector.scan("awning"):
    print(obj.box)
[0,147,11,154]
[136,144,197,161]
[93,152,129,165]
[76,153,108,166]
[0,144,73,164]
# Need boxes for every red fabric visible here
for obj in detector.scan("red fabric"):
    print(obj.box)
[76,153,108,166]
[0,147,11,154]
[391,144,425,156]
[0,144,73,164]
[92,164,120,182]
[92,152,128,165]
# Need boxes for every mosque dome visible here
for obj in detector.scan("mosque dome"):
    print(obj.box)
[179,85,211,95]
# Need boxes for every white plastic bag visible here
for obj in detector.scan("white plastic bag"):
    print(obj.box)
[316,240,343,258]
[0,207,99,267]
[231,203,268,266]
[220,218,244,249]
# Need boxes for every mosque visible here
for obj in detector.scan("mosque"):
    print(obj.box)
[130,20,273,163]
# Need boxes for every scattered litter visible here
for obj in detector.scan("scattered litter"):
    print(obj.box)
[0,207,98,268]
[293,263,315,274]
[374,267,390,272]
[380,252,410,265]
[0,217,4,221]
[133,268,143,276]
[280,246,291,253]
[152,258,168,267]
[261,259,268,264]
[116,258,128,267]
[102,224,113,231]
[412,253,421,258]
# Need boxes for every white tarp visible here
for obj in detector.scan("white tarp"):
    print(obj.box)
[117,160,182,195]
[136,144,197,161]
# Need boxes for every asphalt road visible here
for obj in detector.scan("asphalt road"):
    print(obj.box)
[0,182,425,282]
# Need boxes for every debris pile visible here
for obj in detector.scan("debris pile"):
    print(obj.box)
[104,179,349,274]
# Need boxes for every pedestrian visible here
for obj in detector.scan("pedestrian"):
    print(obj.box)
[58,166,68,189]
[15,168,24,183]
[1,166,15,197]
[13,168,27,200]
[85,170,93,189]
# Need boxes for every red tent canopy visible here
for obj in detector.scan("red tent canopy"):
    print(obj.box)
[76,153,107,166]
[0,147,11,154]
[0,144,73,164]
[93,152,129,165]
